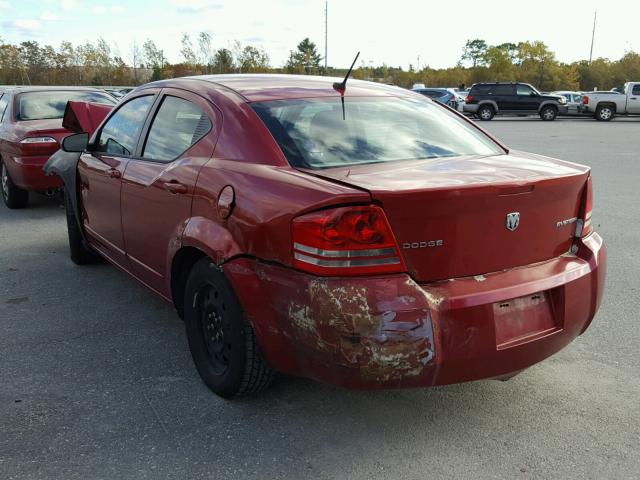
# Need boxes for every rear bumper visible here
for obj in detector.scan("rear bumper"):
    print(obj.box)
[463,104,479,114]
[224,233,606,389]
[6,155,62,191]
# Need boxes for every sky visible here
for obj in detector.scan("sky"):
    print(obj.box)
[0,0,637,69]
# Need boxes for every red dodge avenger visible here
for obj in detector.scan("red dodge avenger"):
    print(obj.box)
[45,74,606,398]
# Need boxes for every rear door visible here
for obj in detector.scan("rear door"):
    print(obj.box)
[627,83,640,113]
[120,89,219,296]
[79,92,157,267]
[492,84,516,111]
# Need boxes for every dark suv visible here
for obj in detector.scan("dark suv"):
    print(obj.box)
[463,82,568,121]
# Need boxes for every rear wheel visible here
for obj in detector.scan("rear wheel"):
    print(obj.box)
[595,105,614,121]
[477,105,495,121]
[540,105,557,121]
[64,189,101,265]
[184,258,275,398]
[1,157,29,209]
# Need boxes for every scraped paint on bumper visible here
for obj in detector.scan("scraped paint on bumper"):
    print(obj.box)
[224,233,606,389]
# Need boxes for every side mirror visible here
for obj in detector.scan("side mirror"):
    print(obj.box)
[61,132,89,153]
[530,92,538,97]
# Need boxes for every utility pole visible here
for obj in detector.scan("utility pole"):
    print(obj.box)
[417,55,420,71]
[589,10,597,64]
[324,0,328,73]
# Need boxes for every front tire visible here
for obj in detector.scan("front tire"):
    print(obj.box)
[540,105,557,121]
[595,105,614,121]
[1,157,29,209]
[64,189,101,265]
[477,105,495,121]
[184,258,275,398]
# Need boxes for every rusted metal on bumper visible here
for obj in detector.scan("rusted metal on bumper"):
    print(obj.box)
[224,233,605,389]
[224,260,439,388]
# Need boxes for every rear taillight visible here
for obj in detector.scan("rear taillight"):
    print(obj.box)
[292,205,405,276]
[576,176,593,237]
[466,95,474,103]
[19,136,59,155]
[582,95,589,105]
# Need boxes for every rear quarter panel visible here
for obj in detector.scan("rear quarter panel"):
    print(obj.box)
[182,86,370,267]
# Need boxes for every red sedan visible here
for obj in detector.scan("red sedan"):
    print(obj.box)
[0,87,116,208]
[45,75,606,398]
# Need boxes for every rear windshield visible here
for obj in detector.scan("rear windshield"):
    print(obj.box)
[17,91,116,121]
[252,96,503,169]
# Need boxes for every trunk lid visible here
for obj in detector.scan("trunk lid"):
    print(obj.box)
[62,100,113,136]
[304,151,590,281]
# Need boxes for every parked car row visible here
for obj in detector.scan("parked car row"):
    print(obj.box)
[415,81,640,121]
[2,76,606,399]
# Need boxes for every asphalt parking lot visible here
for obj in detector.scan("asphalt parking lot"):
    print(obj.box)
[1,118,639,480]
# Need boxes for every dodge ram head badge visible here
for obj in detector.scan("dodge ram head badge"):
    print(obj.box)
[506,212,520,231]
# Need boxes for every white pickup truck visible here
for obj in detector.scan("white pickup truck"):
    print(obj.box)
[582,82,640,120]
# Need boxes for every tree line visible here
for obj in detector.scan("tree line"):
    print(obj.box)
[1,35,639,92]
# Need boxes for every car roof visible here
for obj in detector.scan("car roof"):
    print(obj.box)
[146,74,410,102]
[0,86,110,94]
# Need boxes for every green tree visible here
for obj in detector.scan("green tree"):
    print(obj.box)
[286,38,322,74]
[214,48,234,73]
[461,39,488,67]
[237,45,270,72]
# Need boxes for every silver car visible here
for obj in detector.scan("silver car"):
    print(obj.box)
[551,91,586,116]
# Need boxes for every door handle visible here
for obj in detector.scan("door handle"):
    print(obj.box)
[107,168,121,179]
[163,181,188,194]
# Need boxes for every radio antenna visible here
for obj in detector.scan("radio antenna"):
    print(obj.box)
[333,51,360,120]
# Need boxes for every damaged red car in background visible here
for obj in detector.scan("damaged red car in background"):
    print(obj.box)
[44,75,606,398]
[0,86,115,208]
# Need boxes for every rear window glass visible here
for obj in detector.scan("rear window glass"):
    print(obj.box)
[470,85,491,95]
[17,91,116,121]
[252,96,503,169]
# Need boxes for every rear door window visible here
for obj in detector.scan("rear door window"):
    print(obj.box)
[142,96,212,162]
[632,84,640,95]
[492,85,514,95]
[95,95,155,156]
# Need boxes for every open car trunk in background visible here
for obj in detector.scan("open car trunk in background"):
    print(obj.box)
[62,101,113,136]
[305,151,590,282]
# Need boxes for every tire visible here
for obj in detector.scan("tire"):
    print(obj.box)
[477,105,494,121]
[540,105,557,121]
[64,189,101,265]
[1,157,29,209]
[184,258,275,398]
[595,105,614,121]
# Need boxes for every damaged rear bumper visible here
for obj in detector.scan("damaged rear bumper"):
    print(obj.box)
[224,233,606,389]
